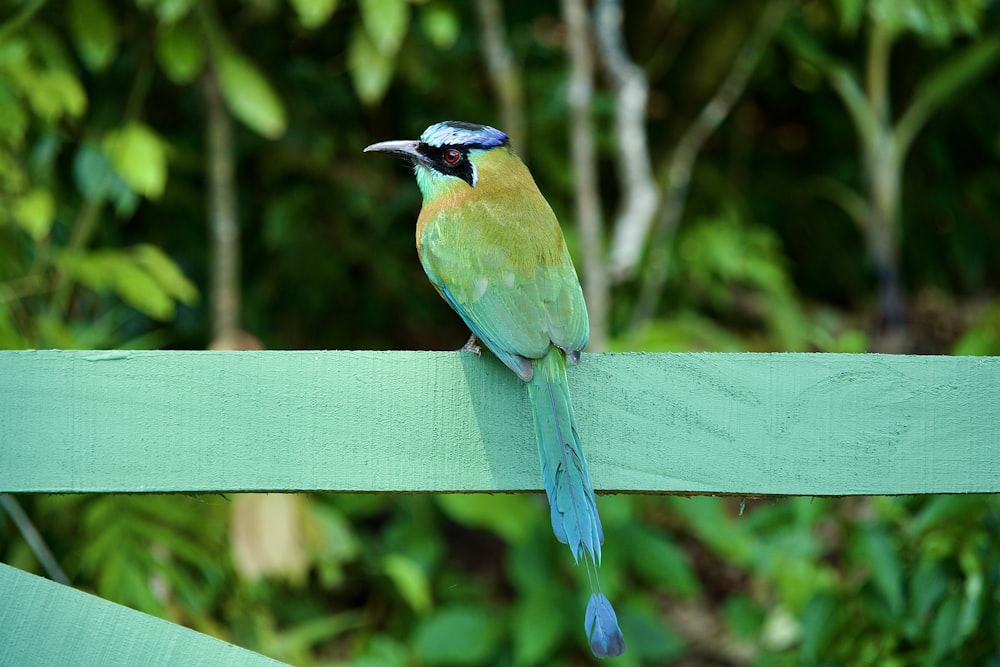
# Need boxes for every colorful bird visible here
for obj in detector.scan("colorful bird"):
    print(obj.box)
[365,121,625,658]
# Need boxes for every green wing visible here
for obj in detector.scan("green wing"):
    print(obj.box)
[419,199,589,381]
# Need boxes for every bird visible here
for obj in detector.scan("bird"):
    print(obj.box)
[365,121,625,658]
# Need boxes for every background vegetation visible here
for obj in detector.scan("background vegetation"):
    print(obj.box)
[2,0,999,664]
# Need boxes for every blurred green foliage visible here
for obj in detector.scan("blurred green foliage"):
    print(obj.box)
[2,0,1000,665]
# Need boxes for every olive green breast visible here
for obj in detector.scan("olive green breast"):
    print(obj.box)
[414,147,589,363]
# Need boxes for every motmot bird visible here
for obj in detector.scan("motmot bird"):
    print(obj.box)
[366,121,625,658]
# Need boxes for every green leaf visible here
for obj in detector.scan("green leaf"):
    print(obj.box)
[853,524,904,616]
[265,612,360,657]
[507,536,556,592]
[870,0,988,43]
[723,596,764,640]
[909,560,949,626]
[413,606,503,665]
[435,494,535,543]
[0,83,28,147]
[74,144,113,200]
[832,0,865,35]
[111,260,175,319]
[309,501,360,588]
[12,189,55,241]
[613,314,746,352]
[34,315,80,349]
[909,495,983,535]
[150,0,196,23]
[669,496,755,565]
[68,0,119,71]
[0,302,29,348]
[896,35,1000,156]
[618,597,685,662]
[511,590,567,667]
[930,593,963,661]
[954,300,1000,355]
[76,496,228,618]
[420,3,459,49]
[798,594,835,661]
[215,46,287,139]
[359,0,409,56]
[624,527,700,598]
[956,545,985,643]
[352,636,408,667]
[59,250,110,292]
[103,123,169,199]
[29,70,88,121]
[73,144,137,215]
[289,0,340,29]
[381,553,432,615]
[156,19,204,84]
[60,248,183,320]
[348,27,395,106]
[132,244,199,306]
[779,21,843,72]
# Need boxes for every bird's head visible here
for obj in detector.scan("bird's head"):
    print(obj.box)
[364,121,511,196]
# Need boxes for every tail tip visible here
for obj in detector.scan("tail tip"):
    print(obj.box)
[585,593,626,658]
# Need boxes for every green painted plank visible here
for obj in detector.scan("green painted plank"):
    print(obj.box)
[0,563,287,667]
[1,350,998,495]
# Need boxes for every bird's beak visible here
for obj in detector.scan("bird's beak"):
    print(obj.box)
[364,139,423,164]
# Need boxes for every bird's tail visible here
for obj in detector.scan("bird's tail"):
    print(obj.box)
[527,350,625,658]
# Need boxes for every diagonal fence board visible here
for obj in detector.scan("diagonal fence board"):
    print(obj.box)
[0,564,288,667]
[1,350,999,495]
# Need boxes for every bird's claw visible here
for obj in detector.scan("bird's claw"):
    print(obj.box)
[461,334,482,356]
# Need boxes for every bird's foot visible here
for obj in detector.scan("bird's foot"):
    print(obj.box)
[460,334,481,356]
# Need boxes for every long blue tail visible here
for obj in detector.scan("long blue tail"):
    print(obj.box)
[527,350,625,658]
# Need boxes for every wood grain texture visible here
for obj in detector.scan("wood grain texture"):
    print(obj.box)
[0,563,287,666]
[1,350,998,495]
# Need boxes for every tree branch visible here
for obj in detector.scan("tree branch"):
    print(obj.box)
[894,33,1000,161]
[201,67,241,343]
[0,0,45,42]
[631,0,792,332]
[0,494,69,585]
[561,0,609,350]
[475,0,526,155]
[595,0,661,281]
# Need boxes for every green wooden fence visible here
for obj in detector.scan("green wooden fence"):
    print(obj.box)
[2,350,999,665]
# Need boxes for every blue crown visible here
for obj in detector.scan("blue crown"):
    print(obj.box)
[419,121,509,149]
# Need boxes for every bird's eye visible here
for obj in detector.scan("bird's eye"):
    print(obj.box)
[443,148,462,165]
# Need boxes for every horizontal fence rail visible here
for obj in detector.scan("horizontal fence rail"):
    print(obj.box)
[2,350,999,496]
[2,349,999,666]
